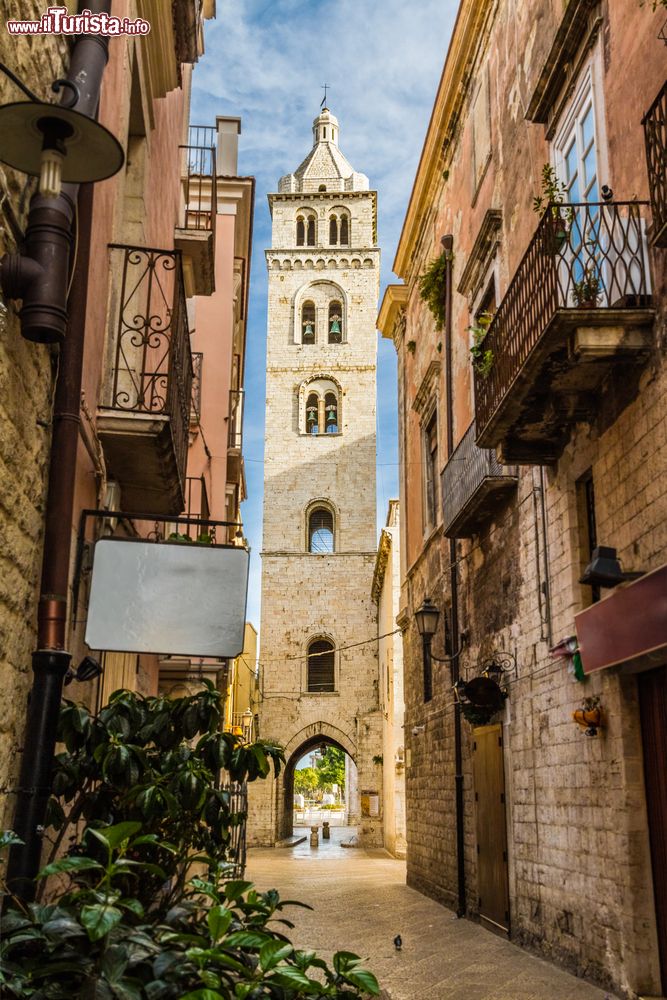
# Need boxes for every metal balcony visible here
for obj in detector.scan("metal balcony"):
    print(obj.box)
[97,245,193,515]
[191,351,203,425]
[227,388,244,485]
[441,422,518,538]
[175,143,216,296]
[643,80,667,248]
[474,201,654,464]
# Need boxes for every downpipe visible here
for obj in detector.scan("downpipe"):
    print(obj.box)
[6,1,112,899]
[441,233,467,920]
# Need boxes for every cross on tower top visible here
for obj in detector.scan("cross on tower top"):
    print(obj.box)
[321,83,329,108]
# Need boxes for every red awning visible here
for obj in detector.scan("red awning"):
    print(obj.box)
[575,563,667,674]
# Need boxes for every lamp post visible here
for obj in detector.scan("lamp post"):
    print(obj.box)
[415,597,440,702]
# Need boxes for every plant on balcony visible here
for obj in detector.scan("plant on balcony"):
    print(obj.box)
[0,686,380,998]
[532,164,574,254]
[469,312,495,378]
[418,252,448,329]
[572,264,602,308]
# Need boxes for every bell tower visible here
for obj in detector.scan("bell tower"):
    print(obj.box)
[247,108,382,846]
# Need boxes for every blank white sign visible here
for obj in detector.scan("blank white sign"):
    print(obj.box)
[85,539,249,657]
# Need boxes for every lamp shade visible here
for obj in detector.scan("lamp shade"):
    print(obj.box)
[415,597,440,638]
[0,101,124,183]
[579,546,624,588]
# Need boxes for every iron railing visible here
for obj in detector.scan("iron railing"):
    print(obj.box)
[191,351,203,423]
[228,389,244,450]
[643,80,667,247]
[441,421,517,537]
[107,244,193,489]
[474,200,651,439]
[179,144,217,232]
[223,780,248,878]
[189,124,216,148]
[183,475,210,534]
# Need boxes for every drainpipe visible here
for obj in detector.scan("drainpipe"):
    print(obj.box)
[6,1,111,899]
[441,233,466,919]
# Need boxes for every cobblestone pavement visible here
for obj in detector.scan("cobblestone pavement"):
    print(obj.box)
[246,828,611,1000]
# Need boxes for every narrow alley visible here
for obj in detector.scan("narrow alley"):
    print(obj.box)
[247,832,609,1000]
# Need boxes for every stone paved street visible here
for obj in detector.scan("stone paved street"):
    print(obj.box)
[247,830,611,1000]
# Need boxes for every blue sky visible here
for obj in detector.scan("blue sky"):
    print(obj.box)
[191,0,457,631]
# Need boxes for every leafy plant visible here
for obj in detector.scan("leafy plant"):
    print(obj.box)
[572,265,601,306]
[469,312,494,378]
[43,683,285,914]
[0,828,380,999]
[418,252,448,330]
[532,163,570,216]
[315,747,345,791]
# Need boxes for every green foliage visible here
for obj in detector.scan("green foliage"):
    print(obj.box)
[0,832,380,999]
[469,312,494,379]
[293,767,319,797]
[44,682,285,914]
[639,0,667,9]
[572,265,601,306]
[0,687,379,998]
[315,747,345,792]
[418,252,448,330]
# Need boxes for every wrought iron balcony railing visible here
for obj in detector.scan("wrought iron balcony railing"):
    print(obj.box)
[180,144,217,232]
[643,80,667,247]
[441,421,517,538]
[228,388,244,450]
[188,124,216,149]
[106,244,193,490]
[475,200,651,450]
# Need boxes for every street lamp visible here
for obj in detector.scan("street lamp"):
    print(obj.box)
[241,708,253,743]
[415,597,440,702]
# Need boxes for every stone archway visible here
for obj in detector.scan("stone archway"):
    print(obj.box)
[279,722,357,840]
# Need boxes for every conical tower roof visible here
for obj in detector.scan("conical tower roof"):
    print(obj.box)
[278,108,369,194]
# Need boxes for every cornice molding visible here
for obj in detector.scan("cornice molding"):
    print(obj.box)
[457,208,502,297]
[377,284,408,346]
[393,0,495,279]
[412,360,441,417]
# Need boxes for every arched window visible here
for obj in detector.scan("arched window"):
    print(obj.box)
[301,301,315,344]
[339,215,349,245]
[329,216,338,245]
[325,392,338,433]
[307,216,316,246]
[307,638,335,693]
[328,301,343,343]
[296,216,305,246]
[306,392,319,434]
[308,507,334,552]
[318,184,327,192]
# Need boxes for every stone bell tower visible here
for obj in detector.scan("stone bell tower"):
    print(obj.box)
[247,108,383,846]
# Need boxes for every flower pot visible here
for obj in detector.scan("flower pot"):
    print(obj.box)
[573,707,603,736]
[543,216,569,255]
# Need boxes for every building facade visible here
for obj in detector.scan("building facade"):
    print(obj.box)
[379,1,667,995]
[249,108,383,846]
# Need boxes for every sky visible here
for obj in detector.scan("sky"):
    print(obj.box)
[190,0,458,632]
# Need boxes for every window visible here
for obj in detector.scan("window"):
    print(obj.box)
[308,507,334,553]
[318,184,326,192]
[307,216,315,246]
[306,392,319,434]
[328,301,343,343]
[324,392,338,433]
[329,216,338,245]
[296,216,305,247]
[339,214,349,245]
[301,301,315,344]
[576,470,600,606]
[424,411,439,531]
[307,638,335,692]
[296,212,316,247]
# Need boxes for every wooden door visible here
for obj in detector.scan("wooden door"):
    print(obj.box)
[472,724,510,937]
[638,663,667,992]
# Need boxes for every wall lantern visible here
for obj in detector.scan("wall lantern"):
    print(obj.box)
[579,545,644,589]
[415,597,440,639]
[241,708,254,743]
[0,64,124,199]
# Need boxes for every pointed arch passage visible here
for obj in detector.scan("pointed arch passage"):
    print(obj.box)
[307,638,335,692]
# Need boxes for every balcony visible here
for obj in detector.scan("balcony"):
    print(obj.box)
[97,245,193,516]
[175,139,217,297]
[643,80,667,248]
[441,422,518,538]
[474,201,654,464]
[191,351,203,425]
[227,388,244,485]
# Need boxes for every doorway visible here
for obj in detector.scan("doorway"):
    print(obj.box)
[472,723,511,937]
[282,736,357,842]
[638,663,667,992]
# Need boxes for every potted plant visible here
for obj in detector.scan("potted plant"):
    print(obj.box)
[532,163,574,254]
[572,265,602,307]
[469,311,494,378]
[573,694,603,736]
